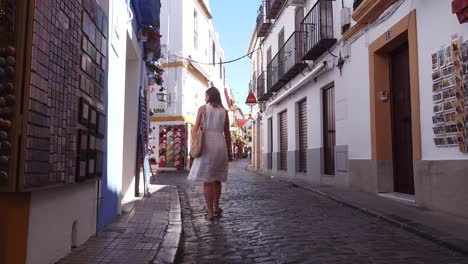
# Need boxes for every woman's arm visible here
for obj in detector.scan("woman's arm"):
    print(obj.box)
[224,110,232,161]
[193,106,205,136]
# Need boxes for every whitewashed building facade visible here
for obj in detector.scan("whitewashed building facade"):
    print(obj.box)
[150,0,228,171]
[252,0,468,218]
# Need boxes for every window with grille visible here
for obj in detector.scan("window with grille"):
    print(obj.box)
[323,85,335,175]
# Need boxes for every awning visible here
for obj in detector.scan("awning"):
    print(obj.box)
[236,119,249,128]
[132,0,161,26]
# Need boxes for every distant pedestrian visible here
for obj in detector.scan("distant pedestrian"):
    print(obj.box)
[188,87,232,221]
[234,145,238,160]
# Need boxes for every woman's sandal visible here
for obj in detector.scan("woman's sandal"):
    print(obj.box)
[214,208,223,216]
[205,213,214,221]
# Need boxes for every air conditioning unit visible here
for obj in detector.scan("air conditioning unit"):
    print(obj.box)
[290,0,306,6]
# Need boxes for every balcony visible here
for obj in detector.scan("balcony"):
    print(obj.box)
[267,31,308,93]
[301,0,337,61]
[257,72,271,102]
[265,0,287,20]
[256,3,272,38]
[344,0,399,41]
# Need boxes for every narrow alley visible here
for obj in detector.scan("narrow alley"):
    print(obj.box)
[154,161,468,264]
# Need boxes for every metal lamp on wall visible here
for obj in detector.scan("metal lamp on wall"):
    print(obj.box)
[156,87,170,105]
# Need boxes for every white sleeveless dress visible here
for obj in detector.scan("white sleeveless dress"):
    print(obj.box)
[188,103,229,182]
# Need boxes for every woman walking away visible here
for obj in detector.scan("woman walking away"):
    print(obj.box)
[188,87,232,221]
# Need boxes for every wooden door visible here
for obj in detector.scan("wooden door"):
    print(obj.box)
[267,47,272,89]
[323,85,335,175]
[390,43,414,194]
[278,29,285,77]
[279,111,288,171]
[295,7,304,61]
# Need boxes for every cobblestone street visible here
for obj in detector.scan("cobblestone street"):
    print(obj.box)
[153,161,468,264]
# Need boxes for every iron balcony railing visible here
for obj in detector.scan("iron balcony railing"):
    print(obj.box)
[266,31,308,93]
[256,3,272,38]
[257,71,270,101]
[301,0,337,61]
[265,0,287,20]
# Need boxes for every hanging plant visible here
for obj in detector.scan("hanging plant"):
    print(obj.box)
[148,63,164,75]
[154,74,164,85]
[139,25,161,43]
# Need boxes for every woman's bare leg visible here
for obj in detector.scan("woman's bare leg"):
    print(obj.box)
[204,182,214,219]
[214,181,222,214]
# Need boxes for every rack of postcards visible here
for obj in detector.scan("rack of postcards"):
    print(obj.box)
[432,35,468,152]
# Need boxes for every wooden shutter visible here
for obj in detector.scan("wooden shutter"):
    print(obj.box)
[279,111,288,171]
[298,100,307,172]
[323,85,335,175]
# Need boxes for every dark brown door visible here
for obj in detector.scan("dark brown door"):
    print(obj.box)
[298,99,307,172]
[279,111,288,171]
[295,7,304,61]
[278,29,285,77]
[323,85,335,175]
[390,43,414,195]
[268,117,273,169]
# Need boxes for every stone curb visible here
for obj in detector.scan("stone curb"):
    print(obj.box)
[249,168,468,256]
[153,186,183,264]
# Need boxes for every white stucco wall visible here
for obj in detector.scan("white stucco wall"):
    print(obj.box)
[415,0,468,160]
[106,0,130,214]
[260,0,347,155]
[122,28,142,202]
[160,0,183,56]
[341,0,468,160]
[26,182,98,264]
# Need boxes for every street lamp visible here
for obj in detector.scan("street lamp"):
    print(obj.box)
[156,87,170,104]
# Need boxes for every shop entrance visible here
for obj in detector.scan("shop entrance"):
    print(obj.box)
[390,43,415,195]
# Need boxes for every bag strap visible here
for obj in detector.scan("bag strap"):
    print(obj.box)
[199,107,206,131]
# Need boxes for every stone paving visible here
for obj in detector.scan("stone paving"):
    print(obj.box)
[57,185,181,264]
[154,160,468,264]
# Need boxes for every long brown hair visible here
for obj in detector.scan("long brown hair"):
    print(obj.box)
[206,87,223,107]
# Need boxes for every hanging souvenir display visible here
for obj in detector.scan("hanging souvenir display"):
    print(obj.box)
[158,125,186,169]
[431,35,468,153]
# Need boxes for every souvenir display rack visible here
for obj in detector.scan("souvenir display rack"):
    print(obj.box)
[431,35,468,152]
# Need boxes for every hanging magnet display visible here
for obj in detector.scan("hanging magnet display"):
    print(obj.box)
[158,125,186,169]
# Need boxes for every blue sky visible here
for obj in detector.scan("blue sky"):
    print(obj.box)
[210,0,262,114]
